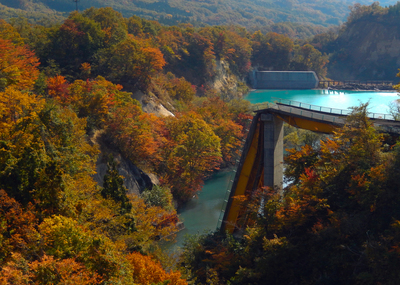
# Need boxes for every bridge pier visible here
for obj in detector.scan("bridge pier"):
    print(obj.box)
[261,113,284,192]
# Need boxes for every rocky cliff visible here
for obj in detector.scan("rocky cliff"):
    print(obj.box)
[212,60,239,92]
[211,60,248,99]
[91,130,159,196]
[91,59,243,195]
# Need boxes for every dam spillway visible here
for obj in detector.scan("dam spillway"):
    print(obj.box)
[249,70,319,89]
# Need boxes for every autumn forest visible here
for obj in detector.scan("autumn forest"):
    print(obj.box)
[1,2,400,284]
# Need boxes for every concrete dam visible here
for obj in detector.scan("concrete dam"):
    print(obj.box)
[249,70,319,89]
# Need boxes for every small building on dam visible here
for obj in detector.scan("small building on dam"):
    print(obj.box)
[249,70,319,89]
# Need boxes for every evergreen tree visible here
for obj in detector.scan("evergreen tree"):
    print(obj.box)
[101,156,132,214]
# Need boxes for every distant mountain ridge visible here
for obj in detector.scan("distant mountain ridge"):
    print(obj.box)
[0,0,372,28]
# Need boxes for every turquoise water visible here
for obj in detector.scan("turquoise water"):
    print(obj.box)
[246,89,398,113]
[164,170,234,251]
[168,89,399,251]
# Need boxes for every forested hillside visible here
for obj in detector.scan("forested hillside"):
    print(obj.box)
[1,3,400,283]
[0,0,349,33]
[0,5,332,281]
[310,2,400,81]
[0,10,252,283]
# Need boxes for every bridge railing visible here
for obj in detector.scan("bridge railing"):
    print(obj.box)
[271,97,396,121]
[271,103,345,123]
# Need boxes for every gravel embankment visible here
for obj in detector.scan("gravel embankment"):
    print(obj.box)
[327,83,396,91]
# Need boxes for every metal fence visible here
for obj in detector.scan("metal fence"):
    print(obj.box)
[272,103,345,123]
[271,97,395,121]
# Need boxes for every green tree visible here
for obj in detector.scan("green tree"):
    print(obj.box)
[291,43,329,78]
[42,12,105,79]
[161,112,222,201]
[83,7,127,46]
[141,185,174,212]
[101,157,132,214]
[251,31,294,70]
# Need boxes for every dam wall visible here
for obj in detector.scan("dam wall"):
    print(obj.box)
[249,70,319,89]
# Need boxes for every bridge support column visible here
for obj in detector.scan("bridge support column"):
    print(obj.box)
[261,113,283,192]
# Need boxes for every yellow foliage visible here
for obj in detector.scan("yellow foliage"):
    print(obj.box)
[0,20,24,46]
[0,87,44,132]
[0,87,44,155]
[129,194,179,251]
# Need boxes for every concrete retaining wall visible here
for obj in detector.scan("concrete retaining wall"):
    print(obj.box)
[249,70,319,89]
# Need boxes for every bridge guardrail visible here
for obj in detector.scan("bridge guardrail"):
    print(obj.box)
[271,103,344,124]
[271,97,396,121]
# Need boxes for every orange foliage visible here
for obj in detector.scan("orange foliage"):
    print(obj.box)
[0,190,39,262]
[0,254,101,284]
[127,252,187,285]
[201,246,235,273]
[47,76,125,128]
[0,38,39,90]
[107,103,159,166]
[141,46,166,71]
[47,75,70,102]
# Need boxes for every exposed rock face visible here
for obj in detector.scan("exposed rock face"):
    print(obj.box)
[132,90,174,117]
[141,97,175,117]
[212,60,239,93]
[328,19,400,81]
[94,153,158,196]
[91,131,159,196]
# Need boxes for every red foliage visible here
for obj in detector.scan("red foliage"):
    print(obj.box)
[47,75,70,102]
[60,19,85,37]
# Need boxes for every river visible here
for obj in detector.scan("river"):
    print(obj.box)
[166,88,399,251]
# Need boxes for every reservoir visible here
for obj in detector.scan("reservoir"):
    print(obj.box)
[247,89,398,114]
[168,89,399,250]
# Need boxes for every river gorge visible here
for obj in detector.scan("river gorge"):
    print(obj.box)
[166,88,399,251]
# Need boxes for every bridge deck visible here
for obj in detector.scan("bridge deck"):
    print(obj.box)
[261,101,400,134]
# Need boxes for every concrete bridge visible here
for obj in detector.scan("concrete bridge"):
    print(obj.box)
[218,99,400,234]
